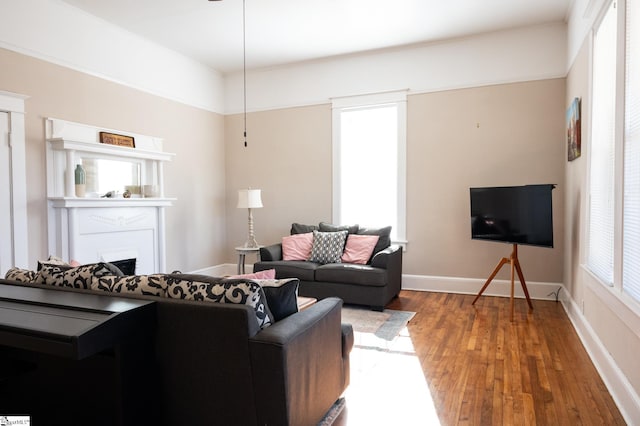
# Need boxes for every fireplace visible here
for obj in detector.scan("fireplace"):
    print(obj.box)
[45,118,174,274]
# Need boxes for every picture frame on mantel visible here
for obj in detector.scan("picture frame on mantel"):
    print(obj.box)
[567,97,581,161]
[100,131,135,148]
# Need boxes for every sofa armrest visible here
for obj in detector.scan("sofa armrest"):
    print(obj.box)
[370,244,402,269]
[259,243,283,261]
[249,297,349,425]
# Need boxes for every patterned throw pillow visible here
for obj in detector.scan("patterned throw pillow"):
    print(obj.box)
[36,262,122,289]
[36,255,69,271]
[166,277,273,329]
[4,267,37,283]
[91,274,168,297]
[309,230,348,264]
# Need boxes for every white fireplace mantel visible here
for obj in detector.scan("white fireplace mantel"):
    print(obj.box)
[45,118,175,274]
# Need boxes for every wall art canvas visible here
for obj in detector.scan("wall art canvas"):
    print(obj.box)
[567,97,581,161]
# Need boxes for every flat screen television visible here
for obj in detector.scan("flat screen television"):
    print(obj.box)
[470,184,555,248]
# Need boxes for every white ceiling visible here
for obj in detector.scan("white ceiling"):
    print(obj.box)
[61,0,571,74]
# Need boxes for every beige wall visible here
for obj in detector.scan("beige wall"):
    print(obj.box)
[224,104,332,262]
[565,38,640,401]
[2,41,565,283]
[0,47,227,272]
[564,40,589,304]
[225,79,566,282]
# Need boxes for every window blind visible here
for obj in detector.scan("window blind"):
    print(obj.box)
[588,2,617,285]
[624,0,640,302]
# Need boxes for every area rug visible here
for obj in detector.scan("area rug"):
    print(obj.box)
[341,306,416,344]
[317,397,346,426]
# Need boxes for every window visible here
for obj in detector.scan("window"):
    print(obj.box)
[587,0,640,306]
[332,91,407,245]
[587,0,617,285]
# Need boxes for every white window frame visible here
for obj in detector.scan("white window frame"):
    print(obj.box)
[331,90,407,248]
[585,0,640,314]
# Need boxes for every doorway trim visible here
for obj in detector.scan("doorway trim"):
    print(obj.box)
[0,90,29,270]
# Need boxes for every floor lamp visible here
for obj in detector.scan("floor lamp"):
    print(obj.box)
[237,188,263,248]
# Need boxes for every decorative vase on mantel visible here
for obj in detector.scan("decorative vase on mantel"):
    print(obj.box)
[74,164,86,197]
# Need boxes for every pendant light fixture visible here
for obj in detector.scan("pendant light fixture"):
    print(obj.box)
[209,0,248,148]
[242,0,247,147]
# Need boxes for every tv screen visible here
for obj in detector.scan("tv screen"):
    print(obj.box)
[470,184,555,248]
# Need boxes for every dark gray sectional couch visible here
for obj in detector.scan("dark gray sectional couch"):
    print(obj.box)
[0,271,353,426]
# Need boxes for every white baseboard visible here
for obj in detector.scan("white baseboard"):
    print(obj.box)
[188,263,237,277]
[561,297,640,424]
[401,274,564,300]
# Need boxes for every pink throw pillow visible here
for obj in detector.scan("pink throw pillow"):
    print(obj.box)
[230,269,276,280]
[341,235,380,264]
[282,232,314,261]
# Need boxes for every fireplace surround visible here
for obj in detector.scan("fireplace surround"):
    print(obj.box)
[45,118,175,274]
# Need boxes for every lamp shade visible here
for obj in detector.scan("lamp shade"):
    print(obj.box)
[237,189,263,209]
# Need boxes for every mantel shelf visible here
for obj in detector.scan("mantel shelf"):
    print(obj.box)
[48,197,175,208]
[48,138,175,162]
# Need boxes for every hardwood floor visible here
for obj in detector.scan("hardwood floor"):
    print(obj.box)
[334,290,626,425]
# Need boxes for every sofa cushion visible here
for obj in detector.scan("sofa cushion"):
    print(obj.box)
[91,274,168,296]
[318,222,359,235]
[36,262,123,289]
[252,278,299,321]
[282,232,313,260]
[309,230,348,264]
[256,261,318,281]
[4,267,37,283]
[357,226,392,260]
[341,234,380,264]
[110,258,137,275]
[166,278,273,329]
[315,263,388,287]
[290,223,318,235]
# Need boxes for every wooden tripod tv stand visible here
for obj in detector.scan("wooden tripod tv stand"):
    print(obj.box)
[471,243,533,321]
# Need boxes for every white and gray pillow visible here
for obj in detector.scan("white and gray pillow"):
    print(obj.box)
[309,230,348,264]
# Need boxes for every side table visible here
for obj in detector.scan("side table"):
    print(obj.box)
[235,246,261,274]
[297,296,317,311]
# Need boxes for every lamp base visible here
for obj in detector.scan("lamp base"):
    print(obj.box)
[243,237,259,249]
[244,208,259,248]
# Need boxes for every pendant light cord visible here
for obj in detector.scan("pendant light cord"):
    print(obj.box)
[243,0,247,147]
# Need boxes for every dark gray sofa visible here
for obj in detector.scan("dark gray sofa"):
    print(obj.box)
[254,223,403,311]
[0,277,353,426]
